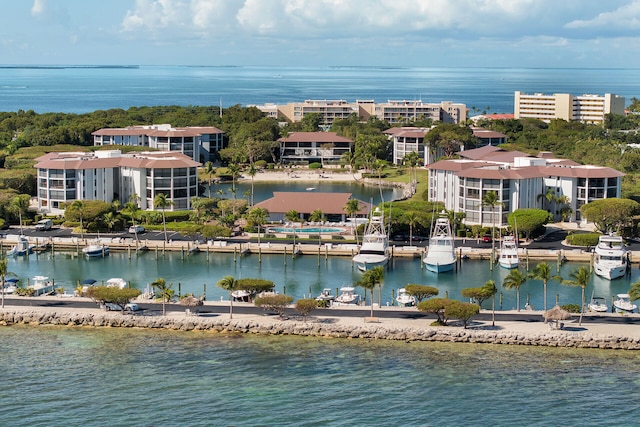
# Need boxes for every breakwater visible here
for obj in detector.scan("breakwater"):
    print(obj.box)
[2,309,639,350]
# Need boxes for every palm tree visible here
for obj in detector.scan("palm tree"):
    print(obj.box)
[405,211,418,244]
[309,209,325,223]
[284,209,301,248]
[123,194,141,243]
[528,262,562,312]
[483,279,497,326]
[246,163,258,206]
[217,275,236,319]
[0,257,16,309]
[502,268,527,312]
[103,211,116,234]
[355,266,384,317]
[151,278,174,316]
[341,151,359,181]
[561,266,591,325]
[482,191,501,254]
[204,161,216,198]
[69,200,86,239]
[227,163,241,198]
[153,193,174,243]
[344,198,362,244]
[247,207,269,245]
[403,150,421,185]
[10,194,30,235]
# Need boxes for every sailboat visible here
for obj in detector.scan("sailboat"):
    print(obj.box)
[352,206,390,272]
[423,212,456,273]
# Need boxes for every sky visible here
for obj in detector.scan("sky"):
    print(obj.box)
[1,0,640,68]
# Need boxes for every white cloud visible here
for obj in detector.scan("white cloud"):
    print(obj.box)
[31,0,46,16]
[565,0,640,30]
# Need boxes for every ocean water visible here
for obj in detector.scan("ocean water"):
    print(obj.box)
[1,65,639,114]
[0,326,638,427]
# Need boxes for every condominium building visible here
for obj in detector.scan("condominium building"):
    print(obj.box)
[514,92,625,124]
[427,145,623,227]
[253,99,466,126]
[278,132,354,165]
[92,124,225,163]
[34,150,201,214]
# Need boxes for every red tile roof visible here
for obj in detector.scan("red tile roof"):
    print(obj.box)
[254,192,370,215]
[34,151,200,170]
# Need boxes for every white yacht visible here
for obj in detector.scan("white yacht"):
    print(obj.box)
[613,294,637,313]
[396,288,416,307]
[32,275,54,296]
[593,234,628,280]
[105,278,128,289]
[498,236,519,269]
[352,207,390,272]
[423,215,456,273]
[334,286,360,305]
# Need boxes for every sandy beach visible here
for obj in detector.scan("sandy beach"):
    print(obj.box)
[238,169,362,183]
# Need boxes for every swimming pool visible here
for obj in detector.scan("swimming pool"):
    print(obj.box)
[267,227,344,234]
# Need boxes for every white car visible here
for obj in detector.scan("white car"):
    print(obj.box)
[128,225,145,234]
[101,302,141,313]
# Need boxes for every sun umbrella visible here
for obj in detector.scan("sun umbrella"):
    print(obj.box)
[543,305,573,329]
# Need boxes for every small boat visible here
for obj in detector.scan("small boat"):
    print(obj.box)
[31,275,54,296]
[498,235,519,269]
[593,234,628,280]
[352,207,390,271]
[613,293,637,313]
[315,288,335,303]
[423,213,456,273]
[83,242,109,258]
[232,289,252,302]
[334,286,360,305]
[588,296,608,313]
[3,278,19,295]
[8,236,35,256]
[105,278,128,289]
[306,187,316,191]
[396,288,416,307]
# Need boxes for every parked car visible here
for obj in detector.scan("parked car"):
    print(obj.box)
[482,234,493,243]
[35,219,53,231]
[101,302,141,313]
[129,225,145,234]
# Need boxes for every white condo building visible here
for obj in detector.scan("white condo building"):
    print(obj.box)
[427,145,623,227]
[514,92,625,124]
[34,150,201,214]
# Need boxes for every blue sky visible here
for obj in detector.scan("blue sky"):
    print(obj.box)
[2,0,640,67]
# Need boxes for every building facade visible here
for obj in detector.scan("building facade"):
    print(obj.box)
[92,124,225,163]
[427,146,623,227]
[278,132,354,165]
[514,92,625,124]
[34,150,201,214]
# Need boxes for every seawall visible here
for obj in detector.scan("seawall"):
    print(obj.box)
[2,309,639,350]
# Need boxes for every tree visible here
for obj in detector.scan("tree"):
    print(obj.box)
[9,194,30,234]
[502,268,527,312]
[580,198,640,234]
[151,278,174,316]
[461,286,494,308]
[254,294,294,318]
[217,275,237,319]
[153,193,174,243]
[355,266,384,317]
[482,280,498,326]
[417,298,454,325]
[295,298,318,322]
[404,284,439,303]
[537,187,556,211]
[103,211,116,234]
[123,194,141,243]
[344,198,362,244]
[0,257,16,309]
[482,190,501,253]
[246,163,258,206]
[246,207,269,245]
[629,280,640,303]
[402,150,421,185]
[446,301,480,329]
[204,161,216,198]
[561,266,591,325]
[424,123,476,160]
[405,211,418,245]
[309,209,326,223]
[528,262,562,312]
[508,209,552,241]
[69,200,86,239]
[227,163,241,198]
[85,286,142,312]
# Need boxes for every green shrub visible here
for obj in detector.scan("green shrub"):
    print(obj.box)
[267,163,275,169]
[566,233,600,247]
[308,162,322,169]
[255,160,267,168]
[561,303,581,313]
[332,235,345,240]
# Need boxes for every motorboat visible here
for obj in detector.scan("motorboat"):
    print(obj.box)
[105,278,128,289]
[498,235,519,269]
[396,288,416,307]
[334,286,360,305]
[305,187,316,191]
[588,296,608,313]
[315,288,335,303]
[423,214,456,273]
[352,207,390,272]
[8,236,35,256]
[232,289,253,302]
[83,242,109,258]
[31,275,54,296]
[613,294,637,313]
[3,278,19,295]
[593,234,628,280]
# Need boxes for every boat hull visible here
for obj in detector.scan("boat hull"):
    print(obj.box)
[594,264,626,280]
[353,255,389,272]
[499,260,519,269]
[424,261,455,273]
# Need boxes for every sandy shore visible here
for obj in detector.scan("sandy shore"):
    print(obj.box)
[238,169,361,183]
[2,297,640,349]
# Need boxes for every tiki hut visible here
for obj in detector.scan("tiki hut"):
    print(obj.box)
[543,305,573,330]
[180,295,204,315]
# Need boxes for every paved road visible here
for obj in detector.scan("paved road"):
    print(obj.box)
[4,297,639,325]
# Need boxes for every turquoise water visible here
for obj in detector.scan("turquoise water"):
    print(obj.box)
[0,326,638,426]
[5,251,639,310]
[267,227,344,233]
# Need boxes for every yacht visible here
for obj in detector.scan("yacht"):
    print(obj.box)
[8,236,35,256]
[32,275,54,296]
[498,236,519,269]
[423,215,456,273]
[395,288,416,307]
[83,242,109,258]
[334,286,360,305]
[352,207,390,272]
[593,234,628,280]
[613,294,637,314]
